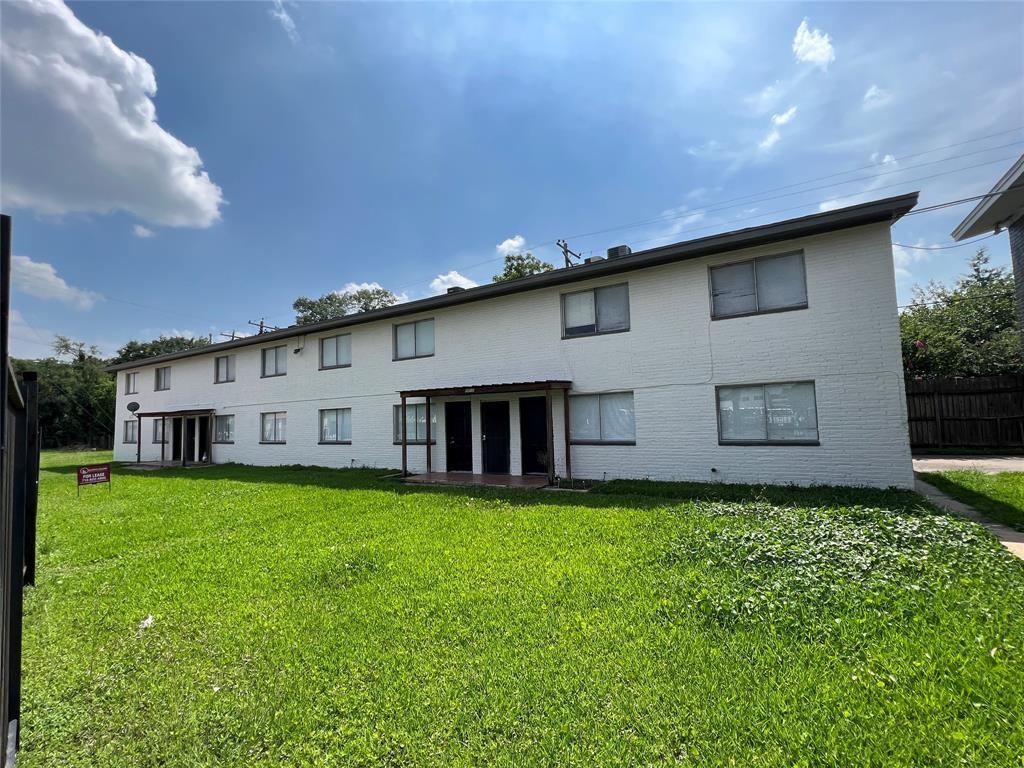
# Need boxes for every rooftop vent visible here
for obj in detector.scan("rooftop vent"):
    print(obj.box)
[584,256,605,264]
[607,245,632,259]
[446,286,466,294]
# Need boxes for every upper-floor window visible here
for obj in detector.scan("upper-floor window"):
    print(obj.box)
[154,366,171,391]
[562,284,630,338]
[320,334,352,370]
[394,319,434,360]
[569,391,636,444]
[260,411,287,443]
[709,251,807,319]
[214,415,235,443]
[215,355,235,383]
[124,372,138,394]
[319,408,352,444]
[261,345,287,378]
[123,420,138,444]
[393,404,436,444]
[716,381,818,445]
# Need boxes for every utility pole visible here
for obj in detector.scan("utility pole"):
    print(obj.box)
[247,318,281,335]
[556,239,582,268]
[220,331,239,341]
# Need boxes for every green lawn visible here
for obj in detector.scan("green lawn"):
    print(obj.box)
[920,470,1024,531]
[21,451,1024,767]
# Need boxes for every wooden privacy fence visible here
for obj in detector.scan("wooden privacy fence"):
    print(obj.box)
[906,375,1024,449]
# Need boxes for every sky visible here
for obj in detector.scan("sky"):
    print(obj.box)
[2,0,1023,359]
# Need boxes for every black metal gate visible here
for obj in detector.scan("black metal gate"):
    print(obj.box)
[0,214,41,766]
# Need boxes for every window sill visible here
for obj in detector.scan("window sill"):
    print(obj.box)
[260,373,287,379]
[318,441,353,445]
[259,441,286,445]
[711,304,808,321]
[718,440,820,446]
[214,379,235,385]
[570,439,636,446]
[562,327,630,340]
[393,440,437,446]
[125,391,138,396]
[319,364,352,371]
[393,354,435,362]
[154,387,170,392]
[213,440,234,445]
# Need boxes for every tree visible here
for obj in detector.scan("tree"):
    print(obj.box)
[110,335,211,366]
[293,287,398,324]
[492,252,554,283]
[900,247,1022,377]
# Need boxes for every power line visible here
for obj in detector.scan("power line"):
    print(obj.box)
[898,289,1016,310]
[892,232,1000,251]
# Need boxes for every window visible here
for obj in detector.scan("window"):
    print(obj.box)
[562,284,630,337]
[392,404,436,444]
[716,381,819,444]
[320,334,352,369]
[260,412,286,443]
[154,366,171,391]
[124,372,138,394]
[261,346,287,377]
[215,355,235,383]
[319,408,352,444]
[710,251,807,319]
[214,415,235,443]
[394,319,434,360]
[569,392,636,444]
[153,420,166,444]
[123,420,138,444]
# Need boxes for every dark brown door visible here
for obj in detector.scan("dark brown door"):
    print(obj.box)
[185,417,197,463]
[481,401,510,474]
[519,396,549,474]
[171,418,182,461]
[445,401,472,472]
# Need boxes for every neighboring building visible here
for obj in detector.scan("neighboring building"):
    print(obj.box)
[952,153,1024,335]
[108,193,918,489]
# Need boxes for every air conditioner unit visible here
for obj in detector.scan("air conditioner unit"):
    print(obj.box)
[607,245,632,259]
[584,256,605,264]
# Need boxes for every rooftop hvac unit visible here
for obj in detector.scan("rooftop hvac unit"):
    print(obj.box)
[584,256,605,264]
[607,245,632,259]
[446,286,466,294]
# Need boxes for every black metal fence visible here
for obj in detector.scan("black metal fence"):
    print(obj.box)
[1,214,41,766]
[905,375,1024,449]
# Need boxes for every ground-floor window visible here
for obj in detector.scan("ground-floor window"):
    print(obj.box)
[123,420,138,444]
[320,408,352,444]
[716,381,819,444]
[393,404,436,444]
[152,420,166,444]
[214,415,235,443]
[569,392,636,444]
[260,412,287,444]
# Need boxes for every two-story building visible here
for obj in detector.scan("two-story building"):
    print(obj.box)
[108,193,918,489]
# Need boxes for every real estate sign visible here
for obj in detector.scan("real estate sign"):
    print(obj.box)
[77,464,111,495]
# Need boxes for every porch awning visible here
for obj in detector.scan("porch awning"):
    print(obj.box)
[399,380,571,399]
[135,409,215,417]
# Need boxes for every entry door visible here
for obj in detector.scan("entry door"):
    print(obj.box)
[171,418,182,461]
[445,401,472,472]
[519,396,549,475]
[481,401,511,474]
[185,417,197,463]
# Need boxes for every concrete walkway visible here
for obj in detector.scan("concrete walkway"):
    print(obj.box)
[915,477,1024,560]
[913,455,1024,474]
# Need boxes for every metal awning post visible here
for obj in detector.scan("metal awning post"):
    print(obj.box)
[401,395,408,477]
[136,414,141,463]
[545,387,555,486]
[160,416,166,464]
[425,396,432,475]
[562,388,573,482]
[182,417,188,468]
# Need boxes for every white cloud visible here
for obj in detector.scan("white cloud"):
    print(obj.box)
[0,0,223,227]
[862,84,892,110]
[759,129,781,151]
[338,281,409,303]
[771,106,798,126]
[496,235,526,256]
[429,271,478,295]
[133,224,154,238]
[792,19,835,71]
[747,81,783,115]
[7,310,54,359]
[269,0,300,44]
[11,255,101,309]
[892,240,933,283]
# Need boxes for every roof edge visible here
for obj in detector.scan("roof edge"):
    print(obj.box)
[106,192,918,372]
[952,154,1024,240]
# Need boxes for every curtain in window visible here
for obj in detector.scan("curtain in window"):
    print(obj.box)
[337,335,351,366]
[564,291,596,334]
[321,410,338,442]
[415,321,434,357]
[322,338,337,368]
[756,253,806,311]
[215,416,233,442]
[275,413,287,442]
[765,383,817,441]
[718,386,767,441]
[711,262,757,317]
[596,285,629,331]
[600,392,635,440]
[396,324,416,359]
[569,395,601,440]
[261,414,275,441]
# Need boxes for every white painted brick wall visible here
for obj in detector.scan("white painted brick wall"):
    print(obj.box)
[113,222,914,488]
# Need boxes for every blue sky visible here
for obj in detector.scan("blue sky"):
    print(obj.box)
[3,0,1022,358]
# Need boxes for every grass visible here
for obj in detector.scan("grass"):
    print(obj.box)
[920,470,1024,531]
[21,451,1024,767]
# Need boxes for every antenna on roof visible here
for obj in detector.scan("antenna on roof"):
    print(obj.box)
[556,239,583,268]
[247,318,281,335]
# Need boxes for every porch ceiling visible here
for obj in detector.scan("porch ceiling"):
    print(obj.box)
[135,409,215,417]
[399,380,572,399]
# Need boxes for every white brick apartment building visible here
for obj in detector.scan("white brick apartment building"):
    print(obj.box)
[108,193,918,489]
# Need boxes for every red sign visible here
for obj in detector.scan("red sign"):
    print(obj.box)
[77,464,110,486]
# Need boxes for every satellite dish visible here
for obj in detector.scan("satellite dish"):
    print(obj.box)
[127,401,140,413]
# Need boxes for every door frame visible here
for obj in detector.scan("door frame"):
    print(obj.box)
[480,400,511,475]
[444,400,473,472]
